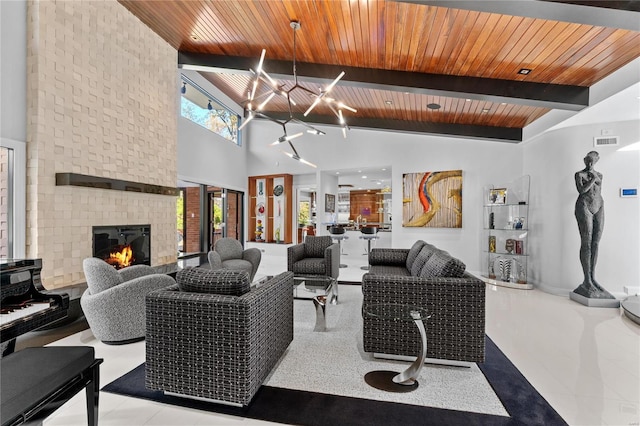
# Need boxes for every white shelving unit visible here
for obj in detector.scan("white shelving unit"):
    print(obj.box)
[482,175,532,290]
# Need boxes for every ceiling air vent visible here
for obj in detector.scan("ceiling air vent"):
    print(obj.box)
[593,136,619,147]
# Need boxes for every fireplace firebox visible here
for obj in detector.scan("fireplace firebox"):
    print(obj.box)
[92,225,151,269]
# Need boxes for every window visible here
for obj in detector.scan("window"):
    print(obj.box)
[0,146,13,258]
[180,76,240,145]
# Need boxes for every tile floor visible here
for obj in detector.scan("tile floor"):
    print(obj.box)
[41,244,640,426]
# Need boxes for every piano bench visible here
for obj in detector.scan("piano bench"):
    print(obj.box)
[1,346,103,426]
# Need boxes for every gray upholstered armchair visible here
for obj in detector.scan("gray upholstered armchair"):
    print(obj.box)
[208,238,261,281]
[80,257,175,344]
[145,269,294,406]
[287,235,340,280]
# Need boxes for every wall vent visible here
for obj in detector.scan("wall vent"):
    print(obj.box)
[593,136,619,147]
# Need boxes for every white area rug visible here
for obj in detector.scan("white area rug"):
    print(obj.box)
[264,284,508,416]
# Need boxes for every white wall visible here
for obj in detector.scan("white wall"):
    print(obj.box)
[0,1,27,257]
[0,0,27,142]
[523,120,640,297]
[246,120,523,274]
[177,70,247,191]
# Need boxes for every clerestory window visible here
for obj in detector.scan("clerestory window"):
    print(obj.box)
[180,76,241,145]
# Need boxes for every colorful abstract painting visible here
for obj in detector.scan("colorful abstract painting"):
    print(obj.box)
[402,170,463,228]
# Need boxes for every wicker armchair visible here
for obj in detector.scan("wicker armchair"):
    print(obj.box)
[362,241,486,363]
[145,269,294,406]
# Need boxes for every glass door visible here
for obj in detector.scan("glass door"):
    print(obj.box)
[225,190,244,242]
[208,187,245,250]
[209,188,223,250]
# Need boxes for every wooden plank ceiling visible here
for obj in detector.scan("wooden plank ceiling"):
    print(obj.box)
[118,0,640,142]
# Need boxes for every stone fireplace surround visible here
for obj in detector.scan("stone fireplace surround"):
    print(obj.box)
[26,0,178,289]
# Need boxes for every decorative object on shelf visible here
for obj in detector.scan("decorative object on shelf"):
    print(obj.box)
[483,175,532,289]
[489,236,496,253]
[238,21,357,168]
[275,227,280,244]
[402,170,463,228]
[249,174,293,244]
[515,240,523,255]
[325,194,335,213]
[258,181,264,196]
[571,150,619,307]
[505,238,515,254]
[255,219,264,241]
[488,188,507,204]
[494,257,512,282]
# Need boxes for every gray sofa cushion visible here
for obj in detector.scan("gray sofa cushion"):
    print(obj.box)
[177,267,251,296]
[420,249,466,278]
[405,240,426,271]
[369,264,411,276]
[304,236,332,258]
[410,245,437,276]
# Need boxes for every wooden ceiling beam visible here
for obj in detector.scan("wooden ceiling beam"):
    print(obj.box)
[398,0,640,31]
[179,52,589,111]
[258,111,523,143]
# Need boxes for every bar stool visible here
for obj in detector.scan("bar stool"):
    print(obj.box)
[329,225,349,268]
[359,226,379,270]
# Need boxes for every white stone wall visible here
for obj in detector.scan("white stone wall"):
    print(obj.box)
[26,0,178,288]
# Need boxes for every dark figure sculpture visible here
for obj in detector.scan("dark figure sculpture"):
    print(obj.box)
[573,151,614,299]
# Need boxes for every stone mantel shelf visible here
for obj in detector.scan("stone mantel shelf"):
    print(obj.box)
[55,173,179,196]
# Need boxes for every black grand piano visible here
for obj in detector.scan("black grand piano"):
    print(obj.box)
[1,259,103,426]
[1,258,69,355]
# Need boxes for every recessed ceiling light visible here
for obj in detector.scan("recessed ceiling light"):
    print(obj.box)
[427,103,441,110]
[384,100,393,105]
[362,175,367,179]
[190,34,199,41]
[381,168,386,171]
[335,172,340,175]
[482,108,491,113]
[466,99,471,102]
[358,170,362,173]
[518,68,532,75]
[500,102,507,105]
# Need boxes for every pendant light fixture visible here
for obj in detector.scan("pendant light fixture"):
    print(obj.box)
[239,20,356,167]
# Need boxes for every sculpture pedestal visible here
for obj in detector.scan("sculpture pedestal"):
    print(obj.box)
[570,291,620,308]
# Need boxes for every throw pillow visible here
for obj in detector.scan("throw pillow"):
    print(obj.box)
[177,267,251,296]
[406,240,426,270]
[420,250,466,278]
[410,245,436,276]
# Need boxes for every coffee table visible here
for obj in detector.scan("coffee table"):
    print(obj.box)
[293,275,338,305]
[362,303,430,392]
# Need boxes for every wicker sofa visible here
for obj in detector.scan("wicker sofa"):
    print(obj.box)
[145,269,294,406]
[362,240,485,363]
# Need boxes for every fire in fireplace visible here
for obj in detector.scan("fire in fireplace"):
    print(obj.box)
[92,225,150,269]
